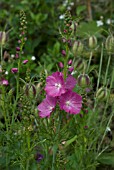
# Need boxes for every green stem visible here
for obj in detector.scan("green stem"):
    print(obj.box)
[0,45,3,63]
[63,45,69,79]
[11,55,21,124]
[93,44,104,111]
[51,113,62,170]
[87,51,93,73]
[104,54,111,86]
[97,68,114,152]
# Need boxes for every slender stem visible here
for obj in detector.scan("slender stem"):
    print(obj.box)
[52,113,62,170]
[97,68,114,152]
[93,44,104,111]
[86,0,92,21]
[104,54,111,86]
[63,45,69,79]
[0,45,3,63]
[96,44,103,92]
[87,51,93,73]
[26,131,30,170]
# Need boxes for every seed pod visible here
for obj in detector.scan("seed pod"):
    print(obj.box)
[72,41,83,56]
[0,31,7,45]
[70,22,77,35]
[8,88,15,97]
[77,74,90,87]
[74,58,85,71]
[105,35,114,53]
[24,84,36,98]
[89,36,97,49]
[96,87,108,101]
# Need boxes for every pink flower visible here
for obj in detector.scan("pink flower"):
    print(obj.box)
[59,90,82,114]
[38,95,57,118]
[45,72,66,97]
[65,75,77,90]
[1,79,9,85]
[68,66,74,73]
[15,53,19,58]
[61,50,66,56]
[68,59,72,65]
[58,62,64,68]
[11,68,18,73]
[23,60,28,64]
[16,47,20,51]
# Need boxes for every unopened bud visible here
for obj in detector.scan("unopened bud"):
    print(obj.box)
[62,50,66,56]
[0,31,7,45]
[74,58,85,71]
[77,74,90,87]
[8,88,15,97]
[58,62,64,68]
[89,36,97,49]
[96,87,108,101]
[24,84,36,98]
[70,22,77,34]
[105,35,114,53]
[72,41,83,56]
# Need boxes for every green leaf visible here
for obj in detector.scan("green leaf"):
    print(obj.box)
[65,135,77,148]
[77,21,101,37]
[98,152,114,166]
[76,5,86,16]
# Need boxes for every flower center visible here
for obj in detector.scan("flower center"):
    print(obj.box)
[55,83,61,89]
[66,100,71,106]
[49,106,53,112]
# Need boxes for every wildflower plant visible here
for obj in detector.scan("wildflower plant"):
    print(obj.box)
[0,9,114,170]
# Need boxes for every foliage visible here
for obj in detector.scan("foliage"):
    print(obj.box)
[0,0,114,170]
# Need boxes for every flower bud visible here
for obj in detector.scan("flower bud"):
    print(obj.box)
[72,41,83,56]
[70,22,77,34]
[74,58,85,71]
[24,84,36,98]
[11,68,18,73]
[61,50,66,56]
[89,36,97,49]
[0,31,7,45]
[96,87,108,101]
[58,62,64,68]
[8,88,15,97]
[77,74,90,87]
[105,35,114,53]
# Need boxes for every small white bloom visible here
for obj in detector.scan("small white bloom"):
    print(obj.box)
[31,56,36,61]
[96,20,103,27]
[70,2,74,6]
[106,19,114,25]
[106,127,111,132]
[63,0,68,6]
[11,54,15,58]
[67,6,71,10]
[5,71,8,75]
[71,70,77,75]
[59,14,65,20]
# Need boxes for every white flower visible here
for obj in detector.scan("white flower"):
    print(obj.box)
[106,127,111,132]
[31,56,36,61]
[59,14,65,20]
[67,6,71,10]
[5,71,8,75]
[106,19,111,25]
[70,2,74,6]
[106,18,114,25]
[71,70,77,75]
[63,0,68,6]
[96,20,103,27]
[11,54,15,58]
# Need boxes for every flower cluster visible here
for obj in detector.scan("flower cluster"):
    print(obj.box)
[38,72,82,118]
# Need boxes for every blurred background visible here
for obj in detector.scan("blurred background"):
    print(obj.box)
[0,0,114,62]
